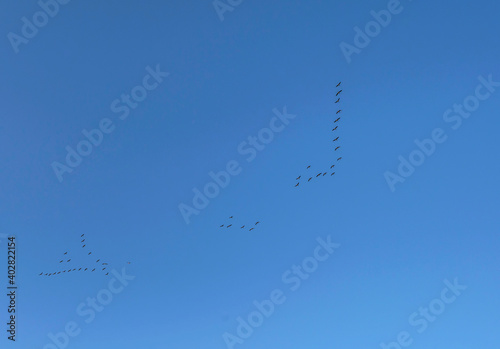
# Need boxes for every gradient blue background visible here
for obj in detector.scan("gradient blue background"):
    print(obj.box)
[1,0,499,348]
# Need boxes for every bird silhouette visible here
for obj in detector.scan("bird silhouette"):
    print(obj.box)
[332,126,338,131]
[333,137,339,141]
[336,110,341,114]
[323,172,327,176]
[227,224,232,228]
[39,272,42,275]
[102,263,108,265]
[295,182,299,187]
[229,216,233,218]
[78,268,82,270]
[296,175,301,180]
[67,259,71,262]
[336,82,341,87]
[88,252,91,255]
[306,165,311,169]
[335,98,340,103]
[102,268,106,270]
[84,268,88,271]
[316,173,322,177]
[308,177,312,182]
[64,252,67,255]
[331,172,335,176]
[255,222,260,225]
[337,157,342,161]
[91,268,95,272]
[59,260,63,263]
[105,272,109,275]
[335,146,340,151]
[330,165,335,169]
[220,224,224,227]
[336,90,342,96]
[82,245,86,248]
[96,259,100,263]
[241,225,245,229]
[334,117,340,123]
[81,234,84,237]
[249,228,254,231]
[81,239,85,242]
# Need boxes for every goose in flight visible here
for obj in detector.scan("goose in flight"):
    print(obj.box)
[335,146,340,151]
[295,182,299,187]
[331,172,335,176]
[64,252,67,255]
[322,172,327,176]
[220,224,224,227]
[241,225,245,229]
[81,239,85,242]
[96,259,100,263]
[67,259,71,262]
[335,98,340,103]
[333,137,339,141]
[308,177,312,182]
[336,90,342,96]
[88,252,92,255]
[91,268,95,272]
[229,216,233,219]
[39,272,43,275]
[255,222,260,225]
[59,260,63,263]
[316,173,321,177]
[336,110,341,114]
[337,157,342,161]
[334,117,340,123]
[332,126,338,131]
[227,224,232,228]
[336,82,341,87]
[296,175,301,180]
[249,228,254,231]
[105,272,109,275]
[81,234,84,237]
[306,165,311,169]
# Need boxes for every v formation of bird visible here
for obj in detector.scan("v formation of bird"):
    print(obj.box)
[219,216,261,231]
[294,81,344,187]
[38,233,130,277]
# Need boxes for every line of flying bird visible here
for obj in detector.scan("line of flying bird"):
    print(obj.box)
[294,81,344,187]
[219,216,261,231]
[39,233,131,277]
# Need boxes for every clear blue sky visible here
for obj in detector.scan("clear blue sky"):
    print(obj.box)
[1,0,500,348]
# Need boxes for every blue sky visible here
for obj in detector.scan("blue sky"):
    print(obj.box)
[1,0,500,348]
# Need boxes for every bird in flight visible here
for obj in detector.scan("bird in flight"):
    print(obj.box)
[64,252,67,255]
[227,224,232,228]
[336,82,341,87]
[81,234,84,237]
[333,137,339,141]
[39,272,42,275]
[335,98,340,103]
[229,216,233,219]
[249,228,254,231]
[307,165,311,169]
[255,222,260,225]
[335,146,340,151]
[59,260,63,263]
[81,239,85,242]
[337,157,342,161]
[241,225,245,229]
[295,182,299,187]
[105,272,109,275]
[296,175,301,180]
[102,268,106,270]
[316,173,321,177]
[336,110,342,114]
[220,224,224,227]
[78,268,82,270]
[96,259,100,263]
[82,244,86,248]
[322,172,327,176]
[102,263,108,265]
[67,259,71,262]
[334,117,340,123]
[330,165,335,169]
[332,126,338,131]
[308,177,312,182]
[91,268,95,272]
[336,90,342,96]
[84,268,88,271]
[88,252,92,255]
[331,172,335,176]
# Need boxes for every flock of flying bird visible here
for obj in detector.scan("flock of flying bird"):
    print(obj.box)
[219,216,261,231]
[294,81,344,187]
[38,233,129,277]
